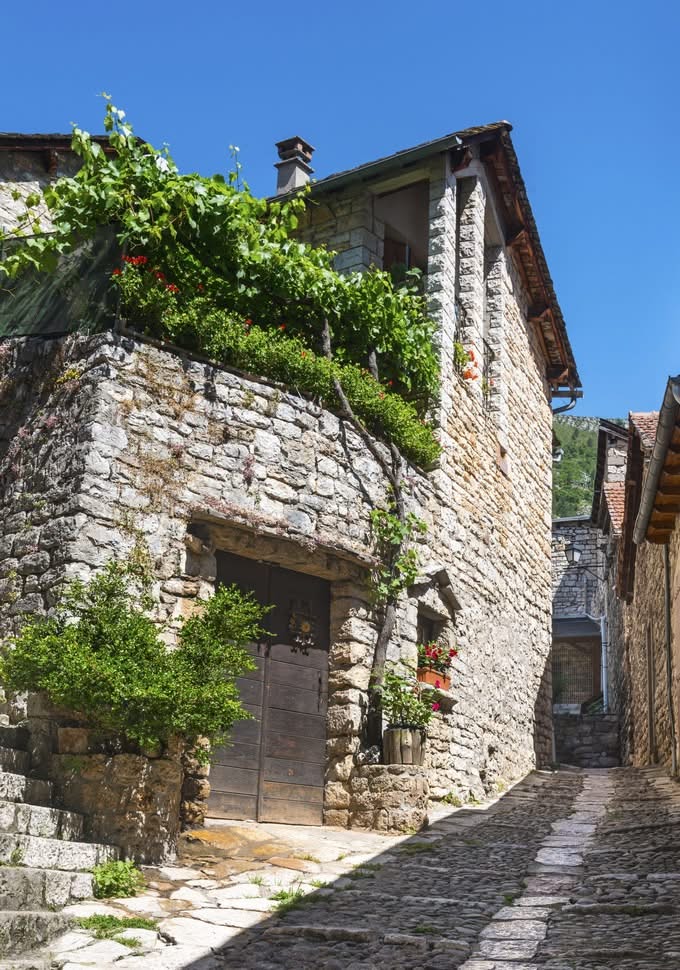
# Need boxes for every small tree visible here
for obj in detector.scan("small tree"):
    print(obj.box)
[0,560,266,755]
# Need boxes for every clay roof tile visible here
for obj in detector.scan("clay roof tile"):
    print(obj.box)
[602,481,626,533]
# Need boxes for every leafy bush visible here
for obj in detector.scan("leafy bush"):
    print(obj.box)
[0,560,267,753]
[381,667,440,728]
[92,860,145,899]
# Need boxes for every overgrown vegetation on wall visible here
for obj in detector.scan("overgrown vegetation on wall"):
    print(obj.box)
[0,560,267,756]
[0,98,440,467]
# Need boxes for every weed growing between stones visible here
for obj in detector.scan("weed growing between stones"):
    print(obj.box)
[396,841,436,856]
[92,860,145,898]
[270,886,307,913]
[76,914,157,946]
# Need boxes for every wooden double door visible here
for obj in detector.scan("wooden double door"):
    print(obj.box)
[208,551,330,825]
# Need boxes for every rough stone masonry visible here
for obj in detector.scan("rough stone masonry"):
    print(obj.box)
[0,125,574,830]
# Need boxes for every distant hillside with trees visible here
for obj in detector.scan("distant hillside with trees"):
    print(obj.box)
[553,416,624,518]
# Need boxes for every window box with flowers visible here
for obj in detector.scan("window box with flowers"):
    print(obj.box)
[416,642,458,692]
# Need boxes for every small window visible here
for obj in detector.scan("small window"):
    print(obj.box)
[417,612,437,646]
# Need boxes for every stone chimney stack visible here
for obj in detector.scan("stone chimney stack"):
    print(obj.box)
[274,136,315,195]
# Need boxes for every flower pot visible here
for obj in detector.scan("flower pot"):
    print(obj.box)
[416,668,451,691]
[383,726,426,766]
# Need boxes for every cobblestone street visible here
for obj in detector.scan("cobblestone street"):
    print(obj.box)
[14,766,680,969]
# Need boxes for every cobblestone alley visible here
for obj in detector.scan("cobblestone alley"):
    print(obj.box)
[214,766,680,970]
[24,766,680,970]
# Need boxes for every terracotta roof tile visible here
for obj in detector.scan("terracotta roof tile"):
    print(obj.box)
[603,481,626,533]
[630,411,659,449]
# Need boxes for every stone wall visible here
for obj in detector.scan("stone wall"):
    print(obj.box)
[554,713,620,768]
[552,518,602,619]
[21,695,182,864]
[619,526,680,772]
[0,143,561,820]
[348,765,429,832]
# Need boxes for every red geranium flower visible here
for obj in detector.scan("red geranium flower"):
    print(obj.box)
[111,268,122,276]
[166,283,179,293]
[154,271,165,281]
[279,324,286,331]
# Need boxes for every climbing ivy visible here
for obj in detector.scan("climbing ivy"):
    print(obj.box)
[0,97,439,400]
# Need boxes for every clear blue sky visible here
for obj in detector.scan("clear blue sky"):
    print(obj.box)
[2,0,677,418]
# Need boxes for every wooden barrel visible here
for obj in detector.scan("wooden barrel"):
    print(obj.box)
[383,727,426,766]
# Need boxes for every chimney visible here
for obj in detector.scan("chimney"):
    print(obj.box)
[274,136,315,195]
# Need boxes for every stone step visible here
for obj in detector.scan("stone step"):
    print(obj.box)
[0,959,50,970]
[0,832,117,871]
[0,724,29,751]
[0,799,84,841]
[0,865,93,911]
[0,773,52,805]
[0,745,30,773]
[0,910,73,957]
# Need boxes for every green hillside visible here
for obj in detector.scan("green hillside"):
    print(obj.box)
[552,416,599,518]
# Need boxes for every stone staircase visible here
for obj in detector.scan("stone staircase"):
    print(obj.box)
[0,723,119,960]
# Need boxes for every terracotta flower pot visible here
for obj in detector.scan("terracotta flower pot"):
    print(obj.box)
[416,668,451,691]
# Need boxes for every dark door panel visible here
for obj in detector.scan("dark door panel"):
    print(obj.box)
[268,659,327,692]
[211,740,260,770]
[259,798,323,825]
[263,756,326,787]
[208,765,259,796]
[208,552,329,825]
[267,683,326,717]
[209,791,257,821]
[266,707,327,740]
[265,733,326,764]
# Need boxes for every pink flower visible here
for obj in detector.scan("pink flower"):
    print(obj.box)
[431,702,441,712]
[435,680,441,689]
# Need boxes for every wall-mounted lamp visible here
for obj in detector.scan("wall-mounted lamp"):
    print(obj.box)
[564,542,582,566]
[564,541,608,579]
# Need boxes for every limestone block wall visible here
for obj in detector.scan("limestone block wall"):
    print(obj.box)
[621,525,680,772]
[300,155,556,791]
[0,313,555,815]
[552,519,601,619]
[554,713,620,768]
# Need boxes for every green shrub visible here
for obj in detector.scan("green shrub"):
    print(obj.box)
[0,560,267,753]
[92,860,145,899]
[140,300,440,468]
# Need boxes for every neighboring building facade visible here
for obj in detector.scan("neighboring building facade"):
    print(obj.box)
[550,420,628,767]
[0,125,580,828]
[613,388,680,773]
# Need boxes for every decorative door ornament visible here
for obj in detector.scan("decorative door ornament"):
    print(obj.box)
[288,599,317,652]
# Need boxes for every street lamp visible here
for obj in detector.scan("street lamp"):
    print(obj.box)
[563,542,607,580]
[564,542,582,567]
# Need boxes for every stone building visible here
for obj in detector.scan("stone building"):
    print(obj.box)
[550,420,627,767]
[0,124,580,834]
[613,387,680,773]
